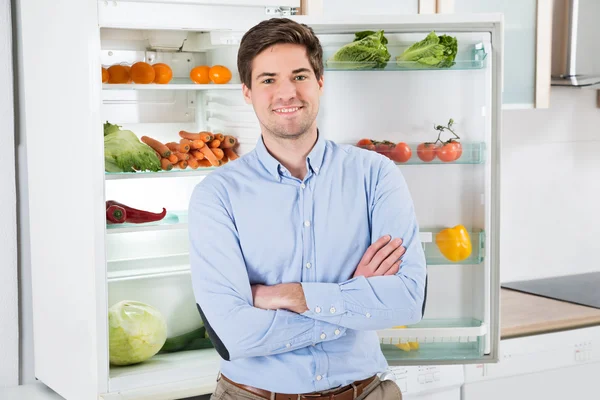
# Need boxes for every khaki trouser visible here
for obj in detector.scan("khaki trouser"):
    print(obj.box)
[210,375,402,400]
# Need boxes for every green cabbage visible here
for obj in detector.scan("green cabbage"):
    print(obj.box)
[104,122,161,172]
[396,31,458,68]
[108,301,167,366]
[328,30,391,69]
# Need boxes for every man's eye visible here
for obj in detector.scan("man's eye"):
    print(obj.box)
[295,75,307,81]
[263,78,274,84]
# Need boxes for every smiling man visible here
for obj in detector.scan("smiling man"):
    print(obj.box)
[189,18,426,400]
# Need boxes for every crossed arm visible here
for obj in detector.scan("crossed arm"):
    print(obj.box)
[189,161,426,361]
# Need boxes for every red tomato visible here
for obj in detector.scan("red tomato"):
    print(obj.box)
[417,142,437,162]
[374,141,395,157]
[389,142,412,163]
[452,141,463,160]
[356,138,375,151]
[436,141,460,162]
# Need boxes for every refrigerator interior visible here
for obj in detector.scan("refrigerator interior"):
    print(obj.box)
[100,26,495,393]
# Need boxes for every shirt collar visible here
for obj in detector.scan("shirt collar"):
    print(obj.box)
[255,131,326,181]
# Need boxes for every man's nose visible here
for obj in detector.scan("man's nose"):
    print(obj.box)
[276,78,297,101]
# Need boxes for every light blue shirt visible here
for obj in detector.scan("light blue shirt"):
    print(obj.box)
[189,133,426,394]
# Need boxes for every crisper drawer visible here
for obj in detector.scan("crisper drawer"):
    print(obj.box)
[379,319,487,364]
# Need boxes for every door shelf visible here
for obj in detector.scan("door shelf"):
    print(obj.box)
[106,211,187,234]
[102,78,242,91]
[355,142,486,165]
[379,319,486,363]
[109,348,220,394]
[421,229,485,265]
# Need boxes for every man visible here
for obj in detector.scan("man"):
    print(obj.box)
[189,18,426,400]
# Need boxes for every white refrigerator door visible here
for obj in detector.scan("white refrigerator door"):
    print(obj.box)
[20,0,502,396]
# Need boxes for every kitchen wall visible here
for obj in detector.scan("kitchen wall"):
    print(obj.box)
[0,0,19,388]
[500,87,600,283]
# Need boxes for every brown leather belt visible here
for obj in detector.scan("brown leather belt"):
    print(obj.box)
[220,374,377,400]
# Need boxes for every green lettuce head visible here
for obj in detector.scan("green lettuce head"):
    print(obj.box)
[108,300,168,366]
[396,31,458,68]
[328,30,391,69]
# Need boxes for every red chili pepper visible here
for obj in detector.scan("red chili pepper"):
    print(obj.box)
[106,205,127,224]
[105,200,167,224]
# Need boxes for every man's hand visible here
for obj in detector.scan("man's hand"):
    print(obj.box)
[252,283,309,314]
[353,235,406,278]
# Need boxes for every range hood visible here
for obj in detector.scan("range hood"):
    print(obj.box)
[551,0,600,88]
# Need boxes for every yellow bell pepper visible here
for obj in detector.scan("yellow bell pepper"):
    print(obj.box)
[392,326,419,352]
[435,225,472,262]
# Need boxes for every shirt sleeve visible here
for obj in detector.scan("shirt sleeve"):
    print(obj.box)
[189,179,347,362]
[301,158,427,330]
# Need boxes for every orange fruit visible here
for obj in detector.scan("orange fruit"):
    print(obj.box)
[209,65,232,84]
[130,62,155,84]
[107,65,130,84]
[152,63,173,84]
[101,67,109,83]
[190,65,210,84]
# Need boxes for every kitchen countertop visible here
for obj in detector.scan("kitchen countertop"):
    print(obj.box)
[501,288,600,339]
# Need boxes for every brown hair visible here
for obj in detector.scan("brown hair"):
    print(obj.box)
[237,18,323,88]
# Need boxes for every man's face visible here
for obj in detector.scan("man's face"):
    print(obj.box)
[242,43,324,140]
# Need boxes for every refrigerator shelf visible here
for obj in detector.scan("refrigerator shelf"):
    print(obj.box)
[102,78,242,91]
[107,253,190,282]
[106,211,187,233]
[379,319,486,363]
[109,348,220,394]
[105,167,217,180]
[354,142,486,165]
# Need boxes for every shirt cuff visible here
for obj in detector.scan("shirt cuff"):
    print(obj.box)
[313,320,346,343]
[301,282,345,318]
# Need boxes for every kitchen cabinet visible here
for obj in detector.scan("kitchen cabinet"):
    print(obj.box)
[17,0,502,398]
[440,0,553,109]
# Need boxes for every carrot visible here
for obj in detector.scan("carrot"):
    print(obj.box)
[177,160,188,169]
[215,133,224,141]
[190,150,205,160]
[168,153,178,163]
[221,153,229,163]
[219,135,237,149]
[160,158,173,171]
[198,159,212,168]
[141,136,171,157]
[200,146,220,166]
[224,148,239,161]
[211,148,224,160]
[175,152,190,161]
[209,139,221,148]
[179,139,192,152]
[191,140,205,150]
[179,131,213,142]
[187,158,199,169]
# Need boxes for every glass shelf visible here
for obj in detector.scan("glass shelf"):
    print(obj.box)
[379,318,486,363]
[102,78,242,91]
[354,142,486,165]
[325,44,487,72]
[420,229,485,265]
[105,167,217,180]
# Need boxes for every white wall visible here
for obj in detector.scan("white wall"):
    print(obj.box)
[500,87,600,283]
[0,0,19,387]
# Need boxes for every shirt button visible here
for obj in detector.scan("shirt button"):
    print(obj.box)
[306,262,312,269]
[315,167,320,172]
[304,220,311,227]
[320,333,326,340]
[300,183,306,189]
[366,313,372,318]
[315,306,321,313]
[330,307,336,314]
[316,375,322,381]
[334,329,341,335]
[286,343,291,348]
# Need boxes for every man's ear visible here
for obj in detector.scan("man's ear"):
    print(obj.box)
[242,83,252,105]
[317,75,324,96]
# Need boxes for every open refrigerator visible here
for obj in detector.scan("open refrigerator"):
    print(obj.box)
[18,1,502,399]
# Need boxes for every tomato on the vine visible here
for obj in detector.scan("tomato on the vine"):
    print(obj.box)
[417,142,437,162]
[374,141,395,157]
[436,141,461,162]
[389,142,412,163]
[356,138,375,151]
